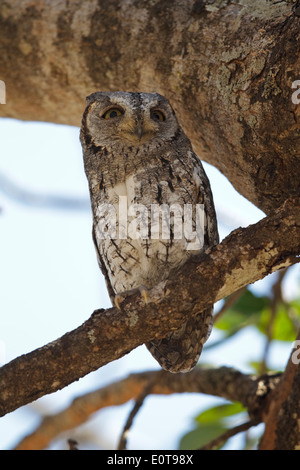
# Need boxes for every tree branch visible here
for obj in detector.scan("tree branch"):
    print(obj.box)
[0,171,89,211]
[198,419,258,451]
[0,197,299,418]
[14,367,277,450]
[259,330,300,450]
[0,0,299,214]
[117,372,160,450]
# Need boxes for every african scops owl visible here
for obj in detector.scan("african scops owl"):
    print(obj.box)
[80,91,219,373]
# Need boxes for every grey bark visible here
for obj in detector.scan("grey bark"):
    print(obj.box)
[0,0,299,213]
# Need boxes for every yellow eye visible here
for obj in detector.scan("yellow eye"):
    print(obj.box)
[150,109,166,122]
[102,107,124,119]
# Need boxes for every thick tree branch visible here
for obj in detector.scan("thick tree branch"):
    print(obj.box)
[0,197,299,419]
[0,0,299,213]
[14,367,278,450]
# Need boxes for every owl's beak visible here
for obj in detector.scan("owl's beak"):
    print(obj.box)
[135,124,144,140]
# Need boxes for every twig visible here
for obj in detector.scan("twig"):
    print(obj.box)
[0,171,89,211]
[213,287,247,324]
[260,268,289,373]
[198,419,259,450]
[117,372,161,450]
[67,439,79,450]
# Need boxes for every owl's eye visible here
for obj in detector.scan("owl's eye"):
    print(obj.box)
[102,107,124,119]
[150,109,166,122]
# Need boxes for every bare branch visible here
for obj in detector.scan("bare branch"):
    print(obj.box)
[213,287,247,324]
[0,171,89,211]
[67,439,79,451]
[198,419,259,451]
[14,367,268,450]
[260,268,290,374]
[117,372,161,450]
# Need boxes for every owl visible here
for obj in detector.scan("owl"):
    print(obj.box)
[80,91,219,373]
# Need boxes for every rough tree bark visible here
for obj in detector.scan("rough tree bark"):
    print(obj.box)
[259,332,300,450]
[0,0,300,214]
[0,0,299,450]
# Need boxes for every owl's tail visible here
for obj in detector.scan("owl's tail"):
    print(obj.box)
[146,307,213,373]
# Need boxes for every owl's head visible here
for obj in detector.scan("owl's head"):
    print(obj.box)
[81,91,180,148]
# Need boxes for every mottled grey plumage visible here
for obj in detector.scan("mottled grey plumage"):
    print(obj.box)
[80,91,219,373]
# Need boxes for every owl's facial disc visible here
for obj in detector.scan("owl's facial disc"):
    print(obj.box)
[117,111,162,144]
[85,92,179,147]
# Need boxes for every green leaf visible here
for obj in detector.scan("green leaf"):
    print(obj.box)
[215,289,269,333]
[195,402,246,424]
[179,402,247,450]
[232,289,270,315]
[179,423,227,450]
[258,303,299,342]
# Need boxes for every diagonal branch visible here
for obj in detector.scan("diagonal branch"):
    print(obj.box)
[198,419,259,451]
[117,371,160,450]
[0,197,299,418]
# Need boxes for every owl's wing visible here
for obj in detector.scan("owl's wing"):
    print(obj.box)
[146,152,219,373]
[146,308,213,373]
[193,155,219,247]
[92,224,115,303]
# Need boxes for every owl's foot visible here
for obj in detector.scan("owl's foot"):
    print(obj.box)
[114,285,149,310]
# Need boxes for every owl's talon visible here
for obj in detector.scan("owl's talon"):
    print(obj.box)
[140,286,149,305]
[115,295,123,310]
[114,285,149,310]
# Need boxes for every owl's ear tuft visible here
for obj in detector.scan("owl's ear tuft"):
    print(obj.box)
[86,91,107,106]
[86,93,98,106]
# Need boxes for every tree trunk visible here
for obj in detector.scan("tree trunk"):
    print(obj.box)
[0,0,299,214]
